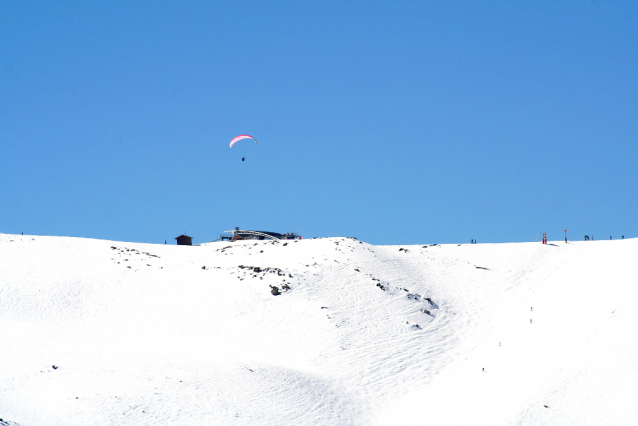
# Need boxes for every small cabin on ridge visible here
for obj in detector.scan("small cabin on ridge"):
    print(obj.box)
[175,235,193,245]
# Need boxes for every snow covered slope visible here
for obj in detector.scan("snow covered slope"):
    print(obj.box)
[1,234,636,426]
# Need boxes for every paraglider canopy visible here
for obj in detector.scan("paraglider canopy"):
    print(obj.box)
[229,135,257,148]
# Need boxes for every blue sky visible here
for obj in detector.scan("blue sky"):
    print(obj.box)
[1,1,637,245]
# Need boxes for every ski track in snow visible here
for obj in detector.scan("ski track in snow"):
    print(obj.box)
[1,234,637,426]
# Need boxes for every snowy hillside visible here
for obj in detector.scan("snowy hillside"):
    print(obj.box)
[1,234,636,426]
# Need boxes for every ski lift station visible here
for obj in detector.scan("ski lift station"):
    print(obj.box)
[218,227,299,242]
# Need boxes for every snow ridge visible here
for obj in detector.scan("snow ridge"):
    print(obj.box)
[1,234,637,425]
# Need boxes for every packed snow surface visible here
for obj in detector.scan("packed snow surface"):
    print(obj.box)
[1,234,637,425]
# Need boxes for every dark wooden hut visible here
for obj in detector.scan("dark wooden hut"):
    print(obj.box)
[175,235,193,245]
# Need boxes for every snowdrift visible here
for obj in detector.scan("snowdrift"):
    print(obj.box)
[1,234,636,425]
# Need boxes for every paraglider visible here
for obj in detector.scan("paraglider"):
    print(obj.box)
[229,135,257,148]
[230,135,257,162]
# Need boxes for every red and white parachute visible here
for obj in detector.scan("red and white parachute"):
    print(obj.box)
[229,135,257,148]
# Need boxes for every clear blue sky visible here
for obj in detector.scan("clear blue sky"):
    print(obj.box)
[2,1,637,245]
